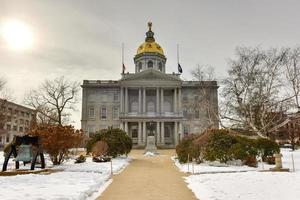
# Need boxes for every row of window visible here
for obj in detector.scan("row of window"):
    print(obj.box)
[137,61,163,72]
[1,107,33,118]
[0,135,11,143]
[183,109,200,119]
[5,116,30,125]
[5,124,29,133]
[87,124,119,134]
[89,106,119,120]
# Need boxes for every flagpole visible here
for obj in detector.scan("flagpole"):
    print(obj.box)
[122,43,124,74]
[177,44,179,65]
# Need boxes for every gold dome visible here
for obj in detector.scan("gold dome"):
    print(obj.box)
[136,41,164,55]
[136,22,165,56]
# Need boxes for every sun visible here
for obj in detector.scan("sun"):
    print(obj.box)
[1,19,34,50]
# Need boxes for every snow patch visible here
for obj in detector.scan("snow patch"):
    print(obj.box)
[0,153,130,200]
[175,148,300,200]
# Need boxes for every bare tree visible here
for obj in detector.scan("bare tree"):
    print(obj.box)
[283,47,300,111]
[24,76,80,125]
[190,65,220,130]
[192,65,216,81]
[0,79,7,133]
[222,47,292,138]
[0,78,5,92]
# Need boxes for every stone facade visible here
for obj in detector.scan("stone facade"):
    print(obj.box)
[0,99,36,146]
[81,23,219,148]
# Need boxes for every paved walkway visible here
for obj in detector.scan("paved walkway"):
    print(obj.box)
[97,149,197,200]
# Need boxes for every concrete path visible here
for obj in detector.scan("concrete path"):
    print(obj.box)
[97,149,197,200]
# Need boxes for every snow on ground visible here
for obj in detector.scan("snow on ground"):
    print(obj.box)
[0,152,130,200]
[174,148,300,200]
[143,151,155,156]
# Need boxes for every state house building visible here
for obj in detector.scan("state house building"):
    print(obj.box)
[81,23,219,148]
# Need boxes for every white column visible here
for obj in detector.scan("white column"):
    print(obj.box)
[156,88,160,114]
[156,121,160,144]
[161,121,165,145]
[125,121,128,134]
[138,88,142,114]
[120,122,124,130]
[173,88,177,113]
[125,87,128,113]
[120,87,123,113]
[143,88,146,113]
[179,122,183,140]
[143,121,146,143]
[138,122,142,145]
[174,121,178,146]
[160,88,164,114]
[178,87,182,114]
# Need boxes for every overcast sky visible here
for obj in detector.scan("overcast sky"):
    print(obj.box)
[1,0,300,128]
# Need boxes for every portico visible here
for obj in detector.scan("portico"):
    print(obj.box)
[119,74,183,147]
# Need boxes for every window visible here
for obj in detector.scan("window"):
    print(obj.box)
[19,127,23,132]
[113,93,119,101]
[158,62,162,71]
[20,119,24,124]
[132,129,138,138]
[21,111,25,117]
[195,110,200,119]
[113,107,119,119]
[88,126,95,135]
[130,101,139,112]
[26,112,30,118]
[89,107,95,119]
[163,101,171,112]
[183,96,188,102]
[147,101,155,112]
[101,107,107,120]
[138,62,142,71]
[6,135,10,143]
[194,95,199,101]
[183,109,188,118]
[6,124,11,131]
[184,126,189,136]
[25,120,29,126]
[99,125,107,130]
[13,126,17,131]
[147,60,153,68]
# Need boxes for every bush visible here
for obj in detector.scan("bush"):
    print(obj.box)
[176,135,200,163]
[256,138,280,160]
[86,128,132,158]
[30,125,84,165]
[203,129,237,163]
[229,136,258,161]
[243,155,257,167]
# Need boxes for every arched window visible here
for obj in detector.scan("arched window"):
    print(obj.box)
[147,101,155,112]
[147,60,153,68]
[130,101,139,112]
[163,101,171,112]
[158,62,163,71]
[138,62,142,72]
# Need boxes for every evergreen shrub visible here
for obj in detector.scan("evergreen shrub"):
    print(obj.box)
[86,128,132,158]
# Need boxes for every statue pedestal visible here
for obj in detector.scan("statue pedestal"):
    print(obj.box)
[144,136,158,154]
